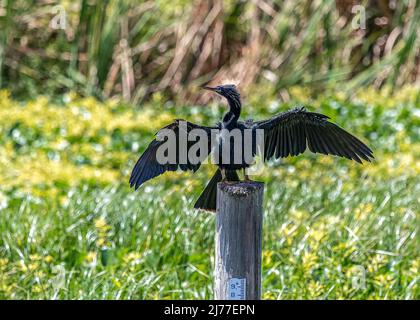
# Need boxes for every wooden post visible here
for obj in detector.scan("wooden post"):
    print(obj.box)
[214,181,264,300]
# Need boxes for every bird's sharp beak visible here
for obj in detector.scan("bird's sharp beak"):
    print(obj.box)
[202,86,217,92]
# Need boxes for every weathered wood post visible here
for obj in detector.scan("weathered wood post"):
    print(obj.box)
[214,181,264,300]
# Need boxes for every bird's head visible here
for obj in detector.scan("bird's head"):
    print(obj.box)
[202,84,240,102]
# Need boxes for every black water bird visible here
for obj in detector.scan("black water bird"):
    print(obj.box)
[130,84,373,211]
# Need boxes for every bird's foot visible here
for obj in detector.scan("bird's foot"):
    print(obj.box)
[221,169,227,182]
[223,180,236,184]
[243,168,251,181]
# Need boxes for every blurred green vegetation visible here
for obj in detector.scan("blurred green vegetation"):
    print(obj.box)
[0,86,418,299]
[0,0,419,300]
[0,0,418,101]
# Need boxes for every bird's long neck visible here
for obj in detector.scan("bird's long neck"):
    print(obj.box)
[222,95,241,127]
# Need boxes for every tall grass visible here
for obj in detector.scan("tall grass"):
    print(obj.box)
[0,0,12,88]
[0,0,418,101]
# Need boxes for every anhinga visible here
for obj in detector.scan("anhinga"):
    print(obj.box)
[130,84,373,211]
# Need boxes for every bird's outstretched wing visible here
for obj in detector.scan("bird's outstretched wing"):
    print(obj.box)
[254,107,373,163]
[130,119,215,190]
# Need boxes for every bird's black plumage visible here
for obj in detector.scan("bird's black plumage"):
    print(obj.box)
[129,120,215,189]
[130,84,373,211]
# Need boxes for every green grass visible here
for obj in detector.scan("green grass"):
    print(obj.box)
[1,171,418,299]
[0,86,419,299]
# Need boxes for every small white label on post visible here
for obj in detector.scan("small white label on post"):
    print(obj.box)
[228,278,246,300]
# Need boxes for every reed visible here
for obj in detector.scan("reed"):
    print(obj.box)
[0,0,418,101]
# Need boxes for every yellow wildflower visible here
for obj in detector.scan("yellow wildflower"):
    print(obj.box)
[123,252,142,265]
[263,291,277,299]
[263,250,274,267]
[302,252,318,272]
[44,255,54,264]
[0,258,8,268]
[355,203,373,220]
[112,278,122,288]
[308,280,324,298]
[17,260,29,272]
[28,263,39,271]
[409,259,418,275]
[374,274,394,287]
[31,285,43,293]
[85,251,97,265]
[29,254,41,261]
[94,217,109,230]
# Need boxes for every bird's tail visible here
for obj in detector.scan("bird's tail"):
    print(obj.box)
[194,169,239,212]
